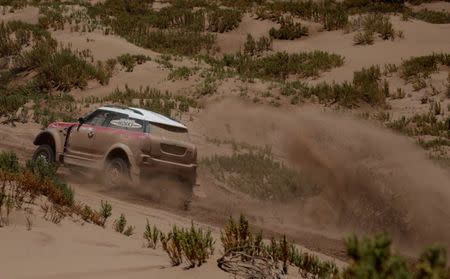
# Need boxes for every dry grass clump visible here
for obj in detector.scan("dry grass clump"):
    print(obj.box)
[160,222,215,268]
[167,66,197,81]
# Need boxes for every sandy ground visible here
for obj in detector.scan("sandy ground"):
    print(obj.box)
[1,3,450,278]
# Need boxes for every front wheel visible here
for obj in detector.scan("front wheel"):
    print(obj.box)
[103,157,130,187]
[32,144,55,164]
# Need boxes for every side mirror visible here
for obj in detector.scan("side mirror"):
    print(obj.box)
[78,117,85,124]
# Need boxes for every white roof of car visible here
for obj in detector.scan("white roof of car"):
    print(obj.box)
[99,106,187,129]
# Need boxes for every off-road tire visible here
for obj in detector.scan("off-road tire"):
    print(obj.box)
[32,144,55,164]
[103,157,130,187]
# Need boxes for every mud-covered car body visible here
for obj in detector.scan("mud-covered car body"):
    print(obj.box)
[32,105,197,185]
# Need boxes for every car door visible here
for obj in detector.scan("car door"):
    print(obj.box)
[64,110,111,166]
[92,113,146,157]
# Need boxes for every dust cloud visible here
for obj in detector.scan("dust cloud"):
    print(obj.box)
[196,99,450,253]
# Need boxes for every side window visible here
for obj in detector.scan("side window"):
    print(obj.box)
[84,110,110,126]
[104,113,144,132]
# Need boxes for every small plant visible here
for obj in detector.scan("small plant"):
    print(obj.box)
[113,213,127,234]
[143,219,160,249]
[123,225,135,236]
[161,226,184,266]
[207,7,242,33]
[430,101,441,115]
[99,200,112,227]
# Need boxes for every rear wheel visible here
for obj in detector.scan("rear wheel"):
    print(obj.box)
[32,144,55,164]
[103,157,129,187]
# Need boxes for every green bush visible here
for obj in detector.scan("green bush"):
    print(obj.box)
[269,16,308,40]
[351,14,396,44]
[144,219,160,249]
[161,223,214,268]
[412,9,450,24]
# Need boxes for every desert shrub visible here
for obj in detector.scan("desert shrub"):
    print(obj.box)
[144,219,160,249]
[202,148,319,201]
[117,54,136,72]
[167,66,194,80]
[342,0,406,13]
[399,53,450,82]
[243,34,272,56]
[195,75,218,95]
[215,51,344,80]
[353,30,374,45]
[207,7,242,33]
[412,9,450,24]
[343,234,410,279]
[261,0,348,31]
[218,215,338,277]
[135,30,216,56]
[351,14,396,44]
[123,225,135,236]
[0,151,20,173]
[292,65,388,107]
[15,44,113,92]
[100,86,197,116]
[161,223,214,268]
[153,6,205,31]
[113,213,127,233]
[269,16,308,40]
[415,246,449,279]
[387,113,449,138]
[99,200,112,227]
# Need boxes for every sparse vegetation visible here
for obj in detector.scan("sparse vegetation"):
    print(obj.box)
[167,66,196,80]
[202,147,319,201]
[258,0,348,31]
[412,9,450,24]
[207,7,242,33]
[208,51,344,80]
[399,53,450,83]
[94,86,197,116]
[243,34,272,56]
[350,14,397,45]
[269,16,308,40]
